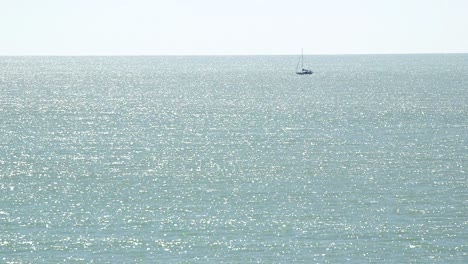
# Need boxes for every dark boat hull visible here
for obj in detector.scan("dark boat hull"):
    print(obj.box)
[296,71,313,75]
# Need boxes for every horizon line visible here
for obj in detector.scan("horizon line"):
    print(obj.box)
[0,52,467,57]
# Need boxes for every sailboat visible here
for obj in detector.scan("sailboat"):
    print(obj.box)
[296,49,313,75]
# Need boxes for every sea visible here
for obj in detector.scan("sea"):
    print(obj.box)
[0,55,467,263]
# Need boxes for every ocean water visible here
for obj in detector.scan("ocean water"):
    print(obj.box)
[0,55,467,263]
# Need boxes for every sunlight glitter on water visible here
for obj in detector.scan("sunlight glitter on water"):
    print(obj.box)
[1,55,467,263]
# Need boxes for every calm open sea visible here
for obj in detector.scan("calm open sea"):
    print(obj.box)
[1,55,467,263]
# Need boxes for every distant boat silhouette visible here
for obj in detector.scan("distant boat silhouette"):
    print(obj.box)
[296,49,313,75]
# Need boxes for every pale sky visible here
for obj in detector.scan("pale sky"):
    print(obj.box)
[1,0,467,55]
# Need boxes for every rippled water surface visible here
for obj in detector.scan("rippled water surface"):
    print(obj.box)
[1,55,467,263]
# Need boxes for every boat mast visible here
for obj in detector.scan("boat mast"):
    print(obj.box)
[301,48,304,70]
[296,50,301,72]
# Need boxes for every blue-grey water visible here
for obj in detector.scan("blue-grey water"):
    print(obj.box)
[1,55,467,263]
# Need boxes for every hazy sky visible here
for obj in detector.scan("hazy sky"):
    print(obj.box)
[1,0,467,55]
